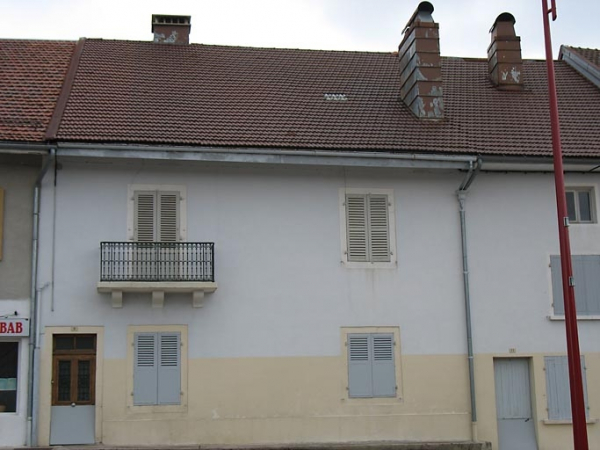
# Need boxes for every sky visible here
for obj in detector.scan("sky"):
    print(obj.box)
[2,0,598,59]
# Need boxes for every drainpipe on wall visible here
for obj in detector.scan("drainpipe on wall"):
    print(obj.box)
[26,148,55,447]
[456,157,482,442]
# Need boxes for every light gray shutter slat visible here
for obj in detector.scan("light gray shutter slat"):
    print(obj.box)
[545,355,589,420]
[346,195,368,262]
[368,195,390,262]
[348,334,372,397]
[158,192,179,242]
[135,192,156,242]
[371,334,396,397]
[134,333,158,405]
[157,332,181,405]
[551,255,565,315]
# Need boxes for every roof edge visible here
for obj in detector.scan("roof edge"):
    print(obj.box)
[45,38,86,141]
[559,45,600,89]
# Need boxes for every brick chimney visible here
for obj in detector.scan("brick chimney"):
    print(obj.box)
[488,13,523,89]
[152,14,191,44]
[398,2,443,119]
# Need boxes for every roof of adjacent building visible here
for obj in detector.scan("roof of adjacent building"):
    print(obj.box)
[0,40,75,142]
[2,38,600,158]
[567,46,600,68]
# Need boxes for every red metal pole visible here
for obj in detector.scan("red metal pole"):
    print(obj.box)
[541,1,588,449]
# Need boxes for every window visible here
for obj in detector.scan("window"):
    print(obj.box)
[544,356,589,420]
[0,342,18,413]
[347,333,396,398]
[550,255,600,316]
[566,188,595,223]
[127,185,186,242]
[134,332,181,405]
[340,188,396,266]
[52,335,96,406]
[0,187,4,260]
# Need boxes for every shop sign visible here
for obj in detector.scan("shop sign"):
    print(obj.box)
[0,318,29,336]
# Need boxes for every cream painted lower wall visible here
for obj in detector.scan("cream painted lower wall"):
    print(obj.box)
[38,350,600,448]
[475,353,600,450]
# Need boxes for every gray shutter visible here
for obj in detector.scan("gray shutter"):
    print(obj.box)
[346,195,368,262]
[371,334,396,397]
[135,192,156,242]
[157,332,181,405]
[551,255,600,316]
[368,195,390,262]
[158,192,179,242]
[545,355,589,420]
[348,334,373,397]
[134,333,158,405]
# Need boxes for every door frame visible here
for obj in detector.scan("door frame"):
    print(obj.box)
[38,326,104,446]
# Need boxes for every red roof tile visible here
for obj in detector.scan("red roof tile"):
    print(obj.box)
[54,40,600,157]
[569,46,600,69]
[0,40,75,142]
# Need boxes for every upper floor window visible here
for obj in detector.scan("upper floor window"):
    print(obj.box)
[339,188,396,267]
[551,255,600,316]
[566,188,595,223]
[127,185,187,242]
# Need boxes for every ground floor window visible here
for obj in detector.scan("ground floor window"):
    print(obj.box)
[0,342,18,413]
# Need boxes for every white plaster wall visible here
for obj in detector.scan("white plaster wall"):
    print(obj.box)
[467,172,600,354]
[37,161,468,359]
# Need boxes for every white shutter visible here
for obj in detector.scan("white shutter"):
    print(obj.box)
[368,195,390,262]
[348,334,373,397]
[372,334,396,397]
[133,333,158,405]
[157,333,181,405]
[346,194,368,262]
[135,192,156,242]
[158,192,179,242]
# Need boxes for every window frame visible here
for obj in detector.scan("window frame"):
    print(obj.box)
[565,187,596,224]
[341,327,402,401]
[0,187,4,260]
[126,325,187,413]
[127,184,187,242]
[339,188,397,268]
[550,254,600,317]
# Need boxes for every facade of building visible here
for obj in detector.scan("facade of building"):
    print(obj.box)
[2,3,600,450]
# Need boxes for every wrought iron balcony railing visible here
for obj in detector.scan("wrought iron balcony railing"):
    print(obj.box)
[100,242,215,282]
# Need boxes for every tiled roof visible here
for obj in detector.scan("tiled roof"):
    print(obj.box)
[569,46,600,68]
[54,39,600,157]
[0,40,75,142]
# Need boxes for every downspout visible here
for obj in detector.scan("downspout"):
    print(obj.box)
[27,148,55,446]
[456,157,482,441]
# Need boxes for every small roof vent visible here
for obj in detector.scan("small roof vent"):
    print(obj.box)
[324,93,348,101]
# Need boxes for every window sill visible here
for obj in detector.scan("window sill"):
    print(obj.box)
[127,403,188,415]
[342,261,397,269]
[543,418,598,425]
[548,315,600,321]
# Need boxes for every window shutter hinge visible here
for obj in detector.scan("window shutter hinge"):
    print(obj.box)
[395,385,398,390]
[564,217,570,227]
[345,341,347,346]
[346,386,349,390]
[569,276,575,287]
[130,392,134,396]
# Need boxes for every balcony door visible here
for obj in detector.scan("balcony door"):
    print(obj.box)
[49,334,96,445]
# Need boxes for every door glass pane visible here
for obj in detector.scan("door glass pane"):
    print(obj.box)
[57,360,71,402]
[76,336,95,350]
[54,336,75,350]
[578,191,592,222]
[77,360,91,402]
[566,192,577,221]
[0,342,18,413]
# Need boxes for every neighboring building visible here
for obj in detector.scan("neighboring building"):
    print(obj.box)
[560,45,600,88]
[2,3,600,450]
[0,40,75,445]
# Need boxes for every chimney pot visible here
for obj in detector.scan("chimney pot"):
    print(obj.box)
[152,14,192,44]
[488,12,523,89]
[398,2,444,119]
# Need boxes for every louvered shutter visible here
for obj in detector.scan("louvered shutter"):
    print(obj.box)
[134,333,158,405]
[368,195,390,262]
[157,333,181,405]
[545,356,589,420]
[371,334,396,397]
[348,334,373,397]
[346,195,368,262]
[551,255,600,315]
[135,192,156,242]
[158,192,179,242]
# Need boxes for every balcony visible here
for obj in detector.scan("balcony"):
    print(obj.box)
[97,242,217,308]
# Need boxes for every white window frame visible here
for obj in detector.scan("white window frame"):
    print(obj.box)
[339,188,397,268]
[126,325,187,413]
[340,327,402,401]
[127,184,187,241]
[565,186,596,224]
